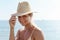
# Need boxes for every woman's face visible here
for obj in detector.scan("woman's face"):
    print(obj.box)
[18,14,31,26]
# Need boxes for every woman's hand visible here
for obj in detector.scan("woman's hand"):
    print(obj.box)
[9,16,16,28]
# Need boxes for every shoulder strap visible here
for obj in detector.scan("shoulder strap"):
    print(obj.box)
[30,28,35,37]
[24,28,36,40]
[28,28,35,40]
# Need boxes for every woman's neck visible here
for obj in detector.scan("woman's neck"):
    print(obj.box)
[25,22,34,31]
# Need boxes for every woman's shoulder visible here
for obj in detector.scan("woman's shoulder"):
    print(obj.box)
[33,26,44,36]
[34,27,42,33]
[32,23,42,32]
[33,25,42,32]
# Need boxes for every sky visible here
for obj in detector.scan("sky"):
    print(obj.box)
[0,0,60,20]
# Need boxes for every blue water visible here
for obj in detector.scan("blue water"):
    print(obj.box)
[0,20,60,40]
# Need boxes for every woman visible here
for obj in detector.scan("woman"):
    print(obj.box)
[9,1,44,40]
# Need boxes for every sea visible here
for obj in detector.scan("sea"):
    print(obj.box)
[0,20,60,40]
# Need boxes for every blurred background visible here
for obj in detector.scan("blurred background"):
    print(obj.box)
[0,0,60,40]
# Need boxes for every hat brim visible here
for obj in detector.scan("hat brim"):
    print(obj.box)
[12,11,33,16]
[12,11,40,16]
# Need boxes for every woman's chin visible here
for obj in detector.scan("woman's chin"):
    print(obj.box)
[20,22,28,26]
[21,23,26,26]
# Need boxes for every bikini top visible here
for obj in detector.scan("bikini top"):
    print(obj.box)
[15,28,36,40]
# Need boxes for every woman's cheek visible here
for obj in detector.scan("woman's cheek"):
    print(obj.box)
[26,17,30,23]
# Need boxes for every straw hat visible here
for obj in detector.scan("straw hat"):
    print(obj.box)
[12,1,33,16]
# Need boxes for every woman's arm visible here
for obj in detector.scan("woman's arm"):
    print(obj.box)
[33,29,44,40]
[9,28,15,40]
[9,16,16,40]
